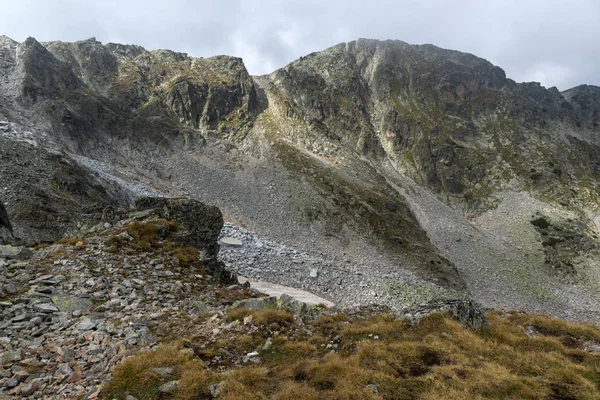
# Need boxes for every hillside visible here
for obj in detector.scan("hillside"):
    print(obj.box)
[0,36,599,323]
[0,198,599,399]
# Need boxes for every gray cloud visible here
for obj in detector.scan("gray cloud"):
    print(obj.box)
[1,0,599,89]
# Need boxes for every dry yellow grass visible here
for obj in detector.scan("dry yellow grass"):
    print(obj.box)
[101,341,192,399]
[57,237,82,245]
[102,311,600,400]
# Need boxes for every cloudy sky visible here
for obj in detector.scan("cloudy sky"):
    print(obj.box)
[1,0,599,90]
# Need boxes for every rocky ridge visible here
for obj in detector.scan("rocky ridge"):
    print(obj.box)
[0,35,599,323]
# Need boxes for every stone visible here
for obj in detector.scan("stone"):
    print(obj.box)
[366,384,379,394]
[0,245,32,260]
[3,377,18,388]
[0,349,23,365]
[262,338,272,351]
[410,300,488,330]
[20,381,38,396]
[57,363,74,377]
[152,367,174,378]
[158,380,180,393]
[209,381,225,398]
[33,302,59,313]
[4,283,18,295]
[219,237,243,247]
[11,313,27,322]
[309,268,318,278]
[75,318,97,331]
[232,296,278,311]
[13,369,29,383]
[52,296,93,313]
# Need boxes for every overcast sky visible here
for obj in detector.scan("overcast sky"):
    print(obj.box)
[1,0,599,90]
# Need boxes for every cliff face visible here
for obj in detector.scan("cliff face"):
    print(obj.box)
[1,36,600,319]
[0,36,258,156]
[260,39,600,212]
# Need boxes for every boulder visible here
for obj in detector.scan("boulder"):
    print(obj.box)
[231,296,278,311]
[0,202,13,243]
[135,197,237,283]
[408,299,488,330]
[0,245,32,260]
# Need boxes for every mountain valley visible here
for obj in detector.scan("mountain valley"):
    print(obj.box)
[1,35,600,399]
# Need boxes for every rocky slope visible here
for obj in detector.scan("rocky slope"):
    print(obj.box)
[0,197,490,399]
[0,36,599,321]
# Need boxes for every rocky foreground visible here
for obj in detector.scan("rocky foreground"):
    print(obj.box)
[0,197,483,399]
[1,198,600,399]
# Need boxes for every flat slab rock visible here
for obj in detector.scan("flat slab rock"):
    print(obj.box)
[219,237,243,247]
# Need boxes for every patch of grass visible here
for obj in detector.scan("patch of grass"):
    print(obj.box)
[101,341,192,399]
[178,360,212,400]
[171,246,198,267]
[105,219,178,253]
[226,307,253,322]
[126,219,177,249]
[252,309,295,327]
[227,307,296,328]
[57,237,83,245]
[104,311,600,400]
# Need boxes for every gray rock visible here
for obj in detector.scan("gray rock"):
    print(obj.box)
[152,367,174,378]
[33,302,59,313]
[135,197,237,284]
[410,300,488,330]
[75,317,97,331]
[309,268,318,278]
[0,349,23,365]
[13,369,29,382]
[3,377,18,388]
[209,381,225,398]
[20,381,38,396]
[232,296,278,311]
[158,380,180,393]
[4,283,18,295]
[57,363,74,377]
[11,313,27,322]
[0,245,32,260]
[366,384,378,394]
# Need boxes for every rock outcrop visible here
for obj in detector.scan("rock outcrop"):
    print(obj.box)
[260,39,600,213]
[405,299,488,330]
[135,197,236,283]
[0,201,12,243]
[0,138,130,244]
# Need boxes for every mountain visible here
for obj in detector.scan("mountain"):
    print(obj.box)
[1,36,599,322]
